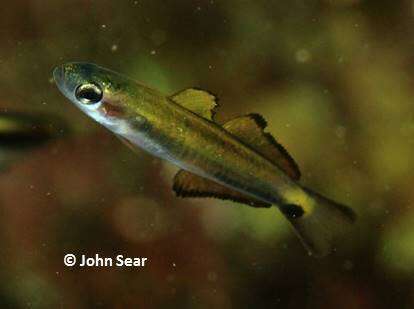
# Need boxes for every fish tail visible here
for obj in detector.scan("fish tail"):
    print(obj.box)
[278,187,356,257]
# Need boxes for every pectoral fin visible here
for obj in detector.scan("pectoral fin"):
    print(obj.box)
[117,136,141,154]
[223,113,301,180]
[170,88,217,121]
[173,169,271,208]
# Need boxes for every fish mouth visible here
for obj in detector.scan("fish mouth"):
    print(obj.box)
[53,65,64,86]
[53,65,71,98]
[53,64,79,101]
[53,62,101,99]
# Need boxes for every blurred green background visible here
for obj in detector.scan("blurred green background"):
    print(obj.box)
[0,0,413,308]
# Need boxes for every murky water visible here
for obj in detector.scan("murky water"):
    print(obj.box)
[0,1,413,308]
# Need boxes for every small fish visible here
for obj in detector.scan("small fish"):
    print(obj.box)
[0,111,67,169]
[54,62,356,256]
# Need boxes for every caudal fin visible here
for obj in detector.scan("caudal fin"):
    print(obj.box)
[279,188,356,257]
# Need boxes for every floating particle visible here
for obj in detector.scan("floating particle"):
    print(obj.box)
[295,49,311,63]
[335,125,346,139]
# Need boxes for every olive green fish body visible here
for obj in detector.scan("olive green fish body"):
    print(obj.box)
[54,62,356,256]
[123,91,294,205]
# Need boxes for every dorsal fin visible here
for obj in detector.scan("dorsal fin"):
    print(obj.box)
[223,113,301,180]
[170,88,217,121]
[173,169,271,208]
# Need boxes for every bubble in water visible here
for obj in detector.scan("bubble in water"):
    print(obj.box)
[295,49,311,63]
[335,125,347,139]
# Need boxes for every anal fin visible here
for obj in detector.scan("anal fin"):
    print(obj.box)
[173,169,271,208]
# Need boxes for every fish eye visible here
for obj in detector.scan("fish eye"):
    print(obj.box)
[75,83,103,105]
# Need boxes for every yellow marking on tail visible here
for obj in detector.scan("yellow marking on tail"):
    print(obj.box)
[283,187,314,215]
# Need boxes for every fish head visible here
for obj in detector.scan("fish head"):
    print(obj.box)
[53,62,136,133]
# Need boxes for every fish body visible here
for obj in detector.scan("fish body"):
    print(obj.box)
[54,62,355,256]
[119,90,294,206]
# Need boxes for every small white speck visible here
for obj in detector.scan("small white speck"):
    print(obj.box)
[101,24,107,29]
[111,44,118,52]
[295,49,311,63]
[172,262,176,267]
[150,50,157,55]
[335,125,346,139]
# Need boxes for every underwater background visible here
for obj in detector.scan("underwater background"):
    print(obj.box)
[1,0,413,308]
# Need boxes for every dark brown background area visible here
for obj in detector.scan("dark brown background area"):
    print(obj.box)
[0,0,413,308]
